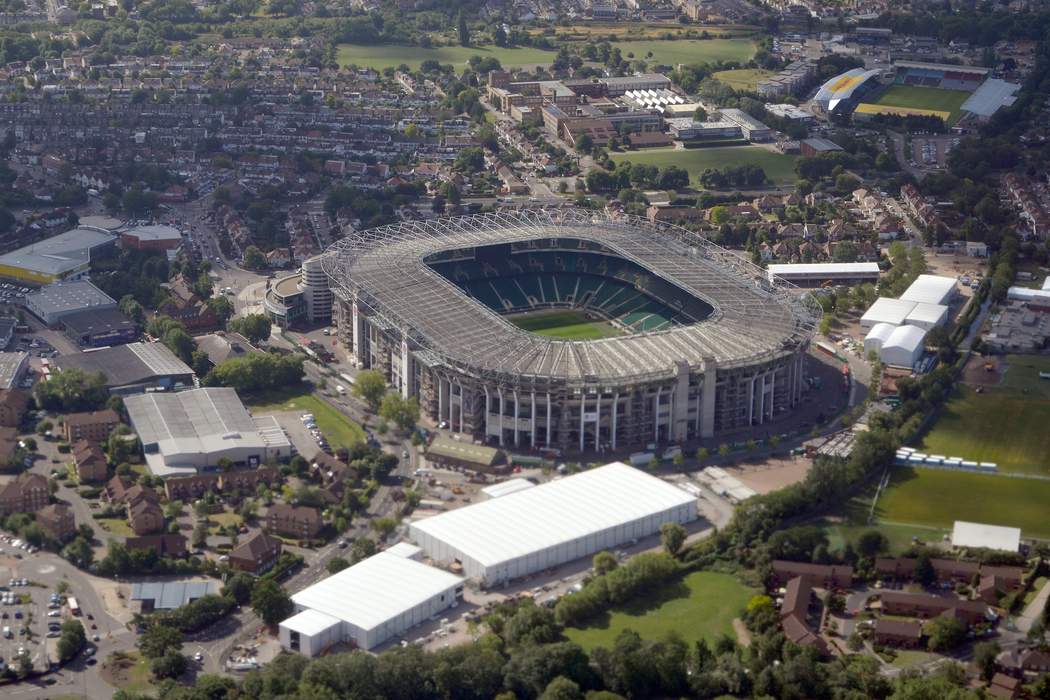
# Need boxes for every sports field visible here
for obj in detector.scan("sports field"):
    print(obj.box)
[999,354,1050,398]
[565,571,756,651]
[712,68,775,92]
[919,385,1050,475]
[609,146,798,186]
[874,466,1050,539]
[336,43,556,71]
[864,85,972,124]
[509,309,620,340]
[611,38,757,67]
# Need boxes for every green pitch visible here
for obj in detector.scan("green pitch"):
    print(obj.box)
[713,68,776,92]
[873,85,972,124]
[919,385,1050,475]
[610,38,757,67]
[336,44,556,71]
[874,466,1050,539]
[609,146,798,186]
[565,571,756,651]
[509,310,620,340]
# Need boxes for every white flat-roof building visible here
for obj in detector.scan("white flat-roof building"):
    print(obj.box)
[861,297,916,328]
[279,550,464,655]
[863,322,895,357]
[904,302,949,330]
[480,478,535,500]
[409,462,697,586]
[767,262,880,286]
[879,324,926,368]
[899,274,957,306]
[951,520,1021,552]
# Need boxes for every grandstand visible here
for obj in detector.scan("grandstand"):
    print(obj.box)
[813,68,882,116]
[323,210,819,453]
[892,61,989,91]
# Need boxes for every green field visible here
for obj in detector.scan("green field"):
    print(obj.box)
[247,388,366,451]
[336,43,556,70]
[999,354,1050,398]
[874,466,1050,539]
[609,146,798,186]
[919,385,1050,475]
[565,571,756,651]
[712,68,775,92]
[509,310,620,340]
[873,85,972,124]
[611,38,757,67]
[823,519,949,555]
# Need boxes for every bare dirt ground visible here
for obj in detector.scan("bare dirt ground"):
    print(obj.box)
[724,455,813,495]
[732,618,752,647]
[961,353,1002,386]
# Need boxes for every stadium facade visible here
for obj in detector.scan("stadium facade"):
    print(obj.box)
[323,211,818,453]
[813,68,882,116]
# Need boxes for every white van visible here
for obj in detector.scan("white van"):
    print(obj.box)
[3,626,11,639]
[335,385,346,396]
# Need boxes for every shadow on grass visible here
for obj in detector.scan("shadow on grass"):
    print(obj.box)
[242,382,315,409]
[568,578,692,633]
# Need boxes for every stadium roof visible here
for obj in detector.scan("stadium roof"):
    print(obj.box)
[323,210,818,385]
[962,78,1020,117]
[814,68,881,112]
[289,551,463,633]
[0,228,115,277]
[55,342,192,388]
[951,521,1021,552]
[893,60,989,75]
[899,275,957,306]
[409,462,696,569]
[768,262,879,279]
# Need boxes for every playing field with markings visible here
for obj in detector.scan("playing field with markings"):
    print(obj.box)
[508,309,620,340]
[861,85,972,124]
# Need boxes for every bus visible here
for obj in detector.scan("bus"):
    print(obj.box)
[68,597,80,616]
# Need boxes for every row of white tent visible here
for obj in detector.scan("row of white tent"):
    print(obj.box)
[860,275,958,369]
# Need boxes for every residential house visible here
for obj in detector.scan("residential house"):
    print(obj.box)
[36,503,76,542]
[126,534,187,558]
[228,531,282,574]
[878,591,989,625]
[102,475,131,503]
[0,473,49,515]
[778,576,828,654]
[987,673,1020,699]
[771,560,853,588]
[873,619,923,648]
[931,558,981,584]
[265,503,323,540]
[64,409,120,443]
[156,275,220,334]
[220,467,279,495]
[998,648,1050,676]
[72,440,108,483]
[0,390,28,427]
[124,484,160,508]
[164,474,220,501]
[128,499,165,535]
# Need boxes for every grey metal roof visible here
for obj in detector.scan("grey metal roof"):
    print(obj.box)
[323,210,818,386]
[0,228,115,276]
[25,280,115,316]
[125,387,257,446]
[54,342,192,387]
[130,580,218,609]
[0,351,27,389]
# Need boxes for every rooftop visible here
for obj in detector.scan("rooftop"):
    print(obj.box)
[25,280,115,316]
[0,352,27,390]
[55,342,192,388]
[409,462,696,569]
[0,228,115,277]
[289,551,463,633]
[951,521,1021,552]
[123,224,182,242]
[130,580,219,610]
[426,436,501,467]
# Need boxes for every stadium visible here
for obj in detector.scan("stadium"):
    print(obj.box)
[322,210,818,453]
[812,68,882,117]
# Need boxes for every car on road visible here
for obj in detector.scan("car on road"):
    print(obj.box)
[194,652,204,663]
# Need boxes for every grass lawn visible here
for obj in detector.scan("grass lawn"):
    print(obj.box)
[874,466,1050,539]
[870,85,972,124]
[919,385,1050,475]
[1024,577,1048,606]
[890,649,933,669]
[611,38,756,66]
[98,518,134,536]
[207,511,243,534]
[530,24,748,40]
[247,387,366,451]
[101,651,154,694]
[713,68,775,92]
[823,519,949,555]
[564,571,755,651]
[508,310,620,340]
[610,146,798,186]
[337,43,556,71]
[999,354,1050,398]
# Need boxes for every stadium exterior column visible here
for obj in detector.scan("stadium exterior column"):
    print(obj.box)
[611,393,618,451]
[768,370,776,421]
[653,386,662,442]
[400,335,410,399]
[595,393,601,451]
[758,372,766,425]
[700,359,716,438]
[748,373,756,425]
[513,390,520,447]
[579,396,586,452]
[530,392,536,448]
[457,381,465,434]
[546,393,551,448]
[795,354,804,404]
[497,388,505,446]
[351,297,363,366]
[438,379,446,427]
[484,386,491,438]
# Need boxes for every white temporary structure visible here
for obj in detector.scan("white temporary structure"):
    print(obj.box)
[409,462,697,586]
[904,303,949,330]
[860,297,916,328]
[279,551,464,655]
[864,322,896,356]
[899,274,957,306]
[951,521,1021,552]
[879,324,926,368]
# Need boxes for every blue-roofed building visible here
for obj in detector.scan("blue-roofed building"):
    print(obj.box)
[130,580,220,612]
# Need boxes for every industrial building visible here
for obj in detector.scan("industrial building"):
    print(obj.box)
[408,462,697,586]
[716,108,774,141]
[0,228,117,285]
[125,387,292,477]
[767,262,880,286]
[61,308,138,348]
[120,224,183,252]
[130,580,219,612]
[0,351,29,390]
[25,280,116,326]
[54,342,194,394]
[863,322,895,358]
[667,119,742,140]
[279,549,464,655]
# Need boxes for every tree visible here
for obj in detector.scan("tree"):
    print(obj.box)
[927,615,966,652]
[371,517,397,538]
[139,623,183,658]
[163,327,195,364]
[327,557,350,574]
[242,245,266,270]
[660,522,686,557]
[914,551,936,587]
[493,25,508,47]
[378,393,420,433]
[352,370,387,411]
[540,676,583,700]
[192,522,208,549]
[592,550,618,575]
[151,651,188,679]
[973,641,1000,681]
[695,447,709,465]
[226,314,271,344]
[56,619,86,661]
[856,530,888,558]
[222,572,255,605]
[207,295,235,324]
[457,10,470,47]
[693,106,707,122]
[62,536,94,568]
[251,578,293,626]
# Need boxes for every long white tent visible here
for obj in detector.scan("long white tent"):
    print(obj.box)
[409,462,697,586]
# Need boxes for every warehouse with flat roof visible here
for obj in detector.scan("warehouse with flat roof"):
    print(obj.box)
[279,549,464,655]
[25,280,116,326]
[767,262,880,286]
[899,274,957,306]
[409,462,697,586]
[0,228,116,285]
[54,342,194,394]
